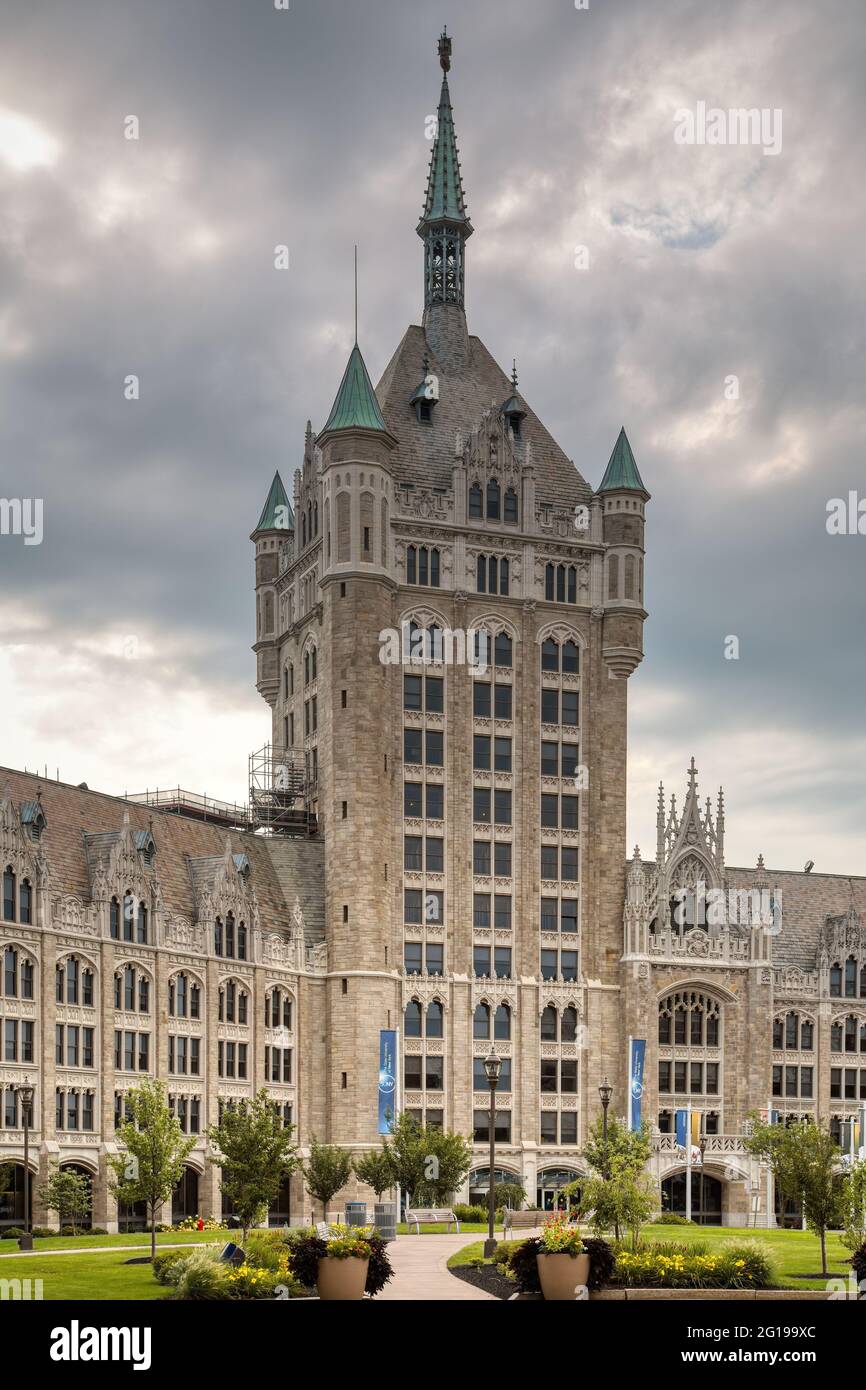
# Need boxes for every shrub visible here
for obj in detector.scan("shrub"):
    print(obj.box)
[174,1215,225,1232]
[507,1237,542,1294]
[656,1212,696,1226]
[582,1237,615,1291]
[288,1226,394,1297]
[850,1240,866,1289]
[490,1240,523,1268]
[172,1248,232,1301]
[2,1229,23,1240]
[225,1262,302,1300]
[152,1250,189,1286]
[613,1238,773,1289]
[245,1230,294,1271]
[31,1227,55,1238]
[453,1204,486,1223]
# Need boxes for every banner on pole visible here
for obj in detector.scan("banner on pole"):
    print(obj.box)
[629,1038,646,1130]
[377,1029,398,1135]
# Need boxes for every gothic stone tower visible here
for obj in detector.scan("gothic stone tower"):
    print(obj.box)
[252,31,650,1196]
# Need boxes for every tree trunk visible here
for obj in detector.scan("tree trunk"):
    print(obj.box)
[820,1228,827,1277]
[150,1204,157,1263]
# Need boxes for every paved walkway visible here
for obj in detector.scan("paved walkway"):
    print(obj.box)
[377,1234,495,1301]
[0,1240,202,1259]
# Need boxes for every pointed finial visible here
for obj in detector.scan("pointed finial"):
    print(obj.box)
[353,244,358,345]
[423,350,429,375]
[511,359,519,390]
[757,853,765,870]
[438,27,451,73]
[633,844,642,862]
[687,755,698,789]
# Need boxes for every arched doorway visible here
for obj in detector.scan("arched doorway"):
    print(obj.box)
[661,1170,723,1225]
[468,1166,522,1209]
[0,1164,32,1231]
[268,1173,292,1227]
[172,1167,199,1224]
[59,1163,94,1231]
[537,1167,581,1212]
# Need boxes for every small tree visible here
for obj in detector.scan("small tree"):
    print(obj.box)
[418,1126,473,1205]
[493,1182,525,1212]
[745,1115,841,1275]
[381,1113,427,1210]
[108,1080,196,1262]
[576,1114,653,1242]
[302,1136,353,1221]
[40,1168,92,1235]
[840,1157,866,1253]
[353,1146,394,1200]
[207,1090,299,1244]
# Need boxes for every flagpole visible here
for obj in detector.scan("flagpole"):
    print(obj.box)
[685,1103,692,1223]
[767,1094,775,1230]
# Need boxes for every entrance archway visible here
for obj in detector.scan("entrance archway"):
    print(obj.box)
[0,1164,32,1230]
[172,1167,199,1224]
[468,1166,522,1209]
[537,1167,581,1212]
[118,1198,148,1233]
[661,1170,723,1225]
[59,1163,94,1230]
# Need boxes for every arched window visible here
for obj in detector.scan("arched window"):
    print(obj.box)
[407,546,417,584]
[405,1000,423,1038]
[494,632,512,668]
[488,557,498,594]
[122,892,135,942]
[3,946,17,997]
[476,554,487,593]
[17,879,31,924]
[238,921,247,961]
[608,555,619,599]
[225,912,235,959]
[214,918,223,956]
[430,549,440,587]
[469,483,483,518]
[845,956,857,997]
[486,478,500,520]
[556,565,565,602]
[561,1006,578,1042]
[136,902,148,945]
[659,991,721,1050]
[3,866,15,922]
[541,1006,557,1040]
[545,564,554,601]
[566,566,576,603]
[427,1000,444,1038]
[504,488,518,524]
[418,547,429,585]
[541,638,559,672]
[830,962,842,997]
[494,1003,511,1040]
[562,640,579,674]
[473,1002,490,1039]
[110,897,120,939]
[499,558,509,596]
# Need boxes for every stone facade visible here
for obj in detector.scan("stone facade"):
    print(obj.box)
[2,38,863,1235]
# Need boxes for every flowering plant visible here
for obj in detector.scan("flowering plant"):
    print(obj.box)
[538,1212,584,1256]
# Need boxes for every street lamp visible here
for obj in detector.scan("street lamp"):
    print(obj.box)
[17,1083,35,1251]
[483,1050,502,1257]
[699,1135,707,1227]
[599,1078,613,1179]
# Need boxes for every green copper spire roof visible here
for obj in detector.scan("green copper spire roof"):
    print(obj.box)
[598,427,648,495]
[255,470,293,531]
[418,30,472,234]
[321,342,388,435]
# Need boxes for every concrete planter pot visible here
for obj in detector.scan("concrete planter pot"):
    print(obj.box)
[536,1251,591,1301]
[316,1255,369,1301]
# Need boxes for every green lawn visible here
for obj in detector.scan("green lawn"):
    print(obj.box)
[448,1223,855,1291]
[0,1229,229,1253]
[397,1221,500,1235]
[0,1250,170,1301]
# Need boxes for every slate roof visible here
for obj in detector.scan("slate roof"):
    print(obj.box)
[0,767,324,945]
[322,343,389,436]
[255,471,294,532]
[374,324,593,508]
[725,865,866,971]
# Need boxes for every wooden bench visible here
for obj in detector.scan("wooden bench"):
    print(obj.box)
[405,1207,460,1234]
[502,1208,546,1236]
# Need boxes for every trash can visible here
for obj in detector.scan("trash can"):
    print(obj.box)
[345,1202,367,1227]
[373,1202,397,1242]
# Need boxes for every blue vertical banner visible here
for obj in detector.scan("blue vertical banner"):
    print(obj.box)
[675,1109,688,1148]
[629,1038,646,1130]
[378,1029,398,1135]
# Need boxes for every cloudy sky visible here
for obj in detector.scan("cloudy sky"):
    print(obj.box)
[1,0,864,872]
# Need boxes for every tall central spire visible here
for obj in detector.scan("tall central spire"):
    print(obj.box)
[418,27,472,314]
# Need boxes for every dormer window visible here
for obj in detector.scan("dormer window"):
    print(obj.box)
[417,399,433,425]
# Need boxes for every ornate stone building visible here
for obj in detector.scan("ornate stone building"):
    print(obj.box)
[1,34,863,1232]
